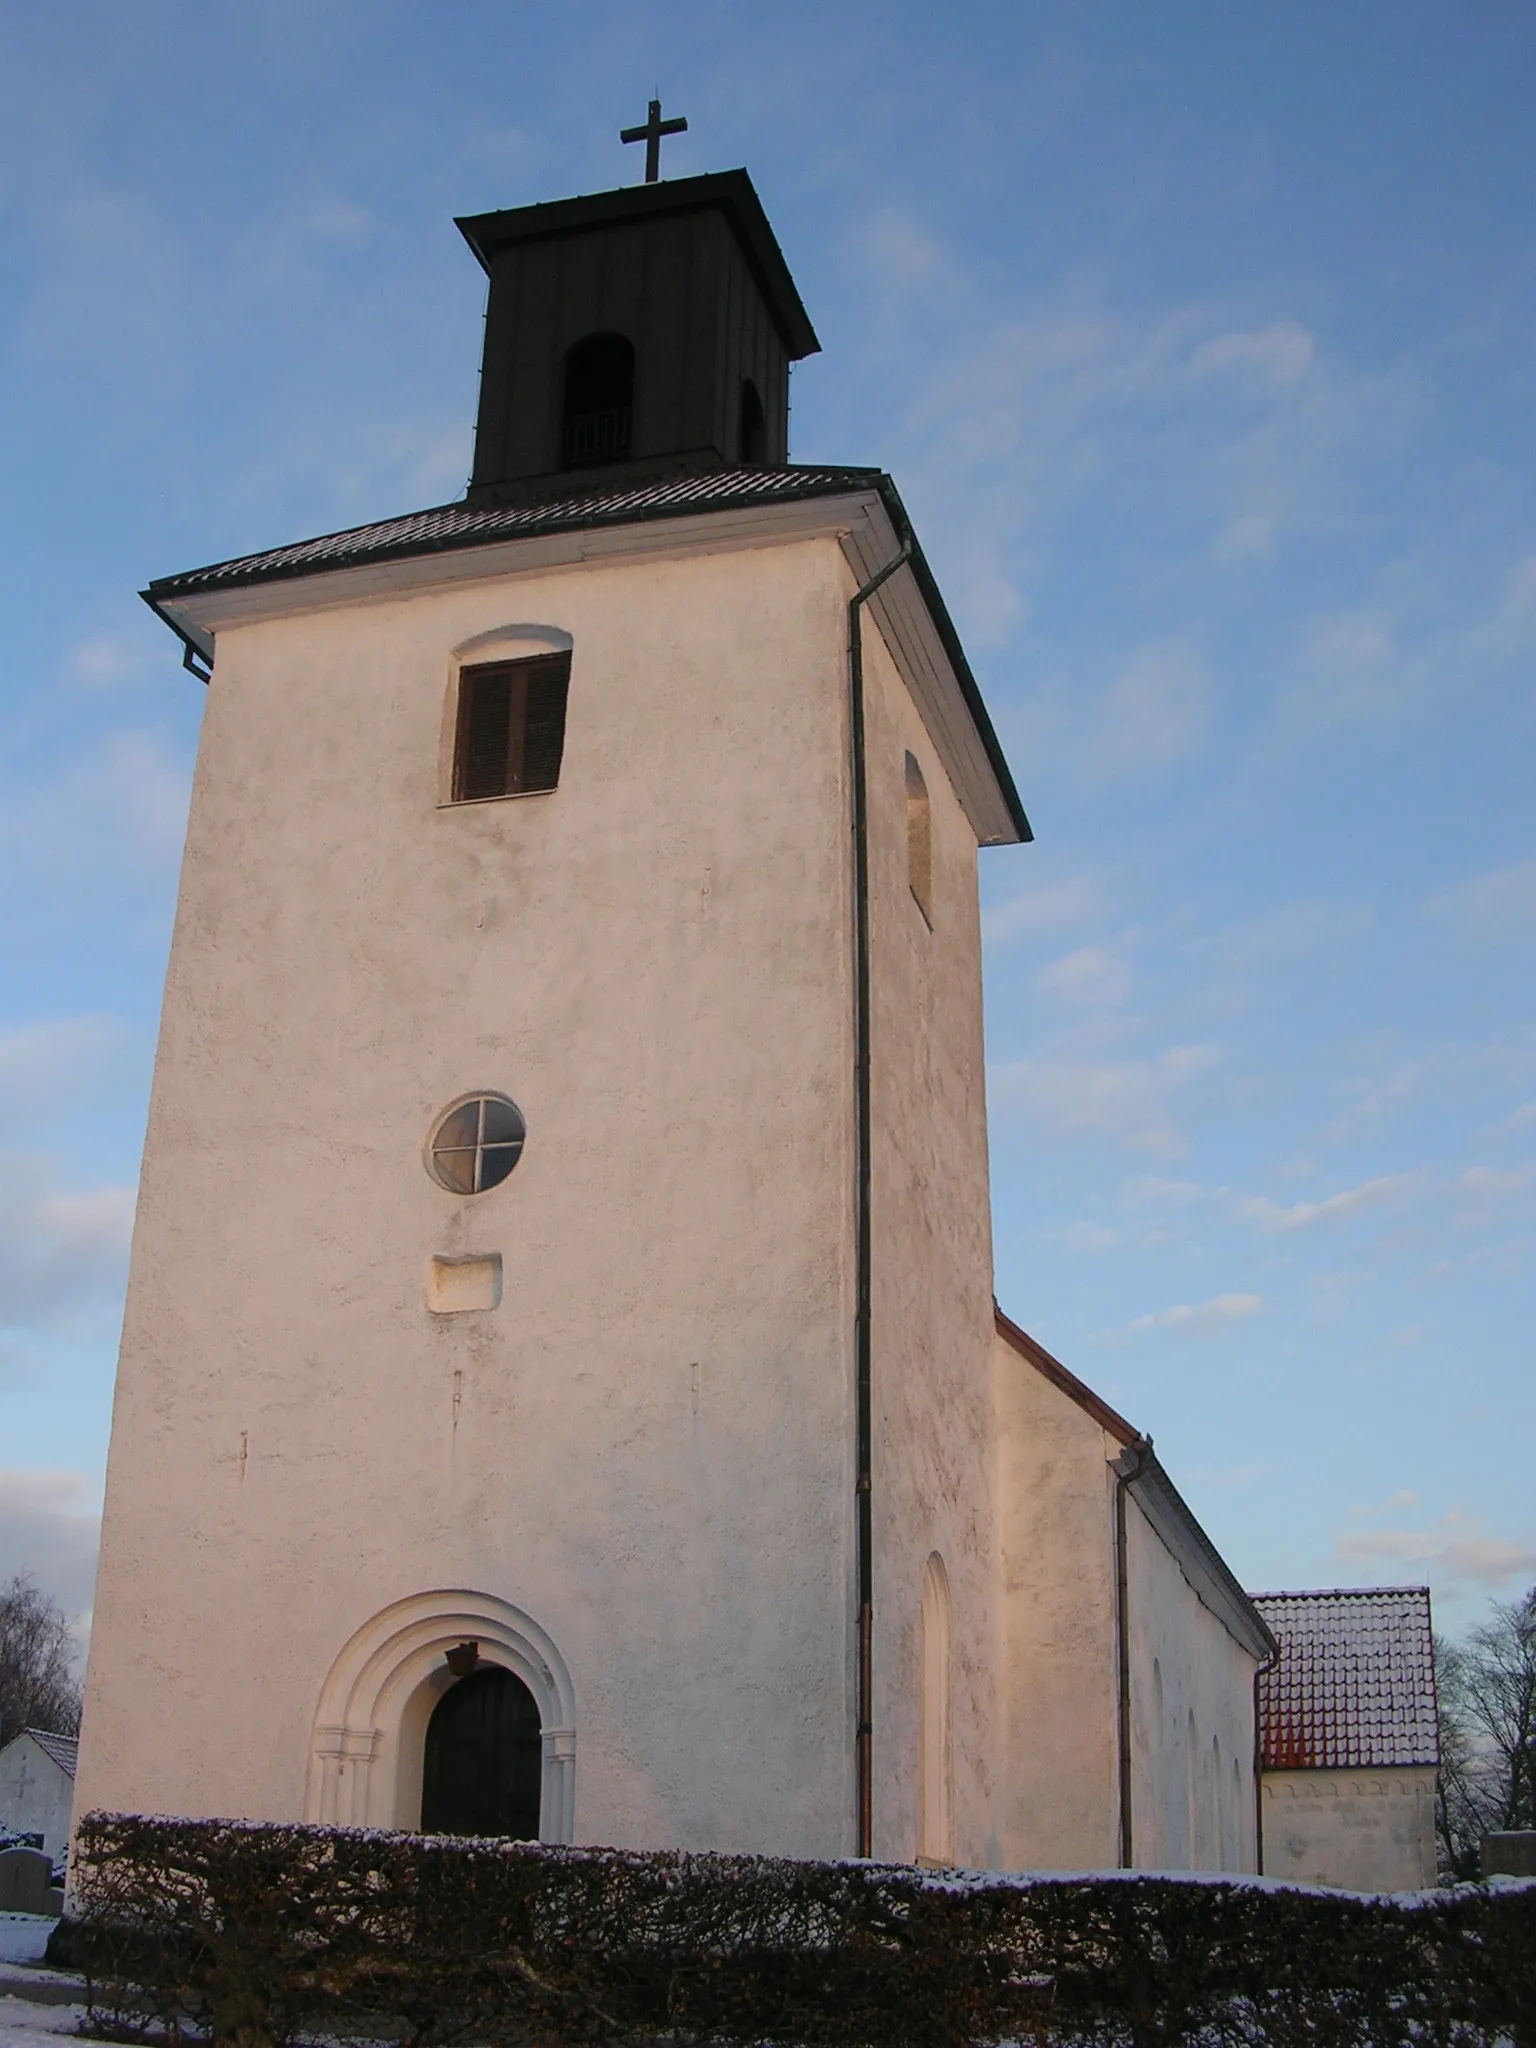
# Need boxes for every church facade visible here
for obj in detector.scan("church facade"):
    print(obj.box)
[76,163,1273,1872]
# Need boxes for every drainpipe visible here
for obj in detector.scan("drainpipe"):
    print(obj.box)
[1252,1640,1280,1874]
[1113,1438,1151,1868]
[847,538,911,1860]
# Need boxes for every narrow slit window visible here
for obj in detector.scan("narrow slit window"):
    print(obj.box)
[905,751,932,923]
[453,652,570,802]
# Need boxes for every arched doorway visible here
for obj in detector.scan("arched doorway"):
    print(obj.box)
[305,1589,576,1838]
[421,1665,542,1838]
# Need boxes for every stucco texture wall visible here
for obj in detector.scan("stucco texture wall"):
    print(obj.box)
[80,534,872,1859]
[858,610,1002,1870]
[991,1333,1121,1871]
[1124,1499,1258,1873]
[1261,1766,1437,1890]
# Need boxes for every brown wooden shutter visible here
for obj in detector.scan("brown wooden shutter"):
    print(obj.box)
[453,651,570,801]
[456,666,514,801]
[521,654,570,792]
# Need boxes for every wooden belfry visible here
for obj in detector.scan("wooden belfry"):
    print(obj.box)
[457,155,818,507]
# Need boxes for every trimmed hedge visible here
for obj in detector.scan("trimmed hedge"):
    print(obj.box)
[67,1811,1536,2047]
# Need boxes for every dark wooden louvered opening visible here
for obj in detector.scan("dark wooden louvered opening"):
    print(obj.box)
[453,653,571,802]
[561,331,634,469]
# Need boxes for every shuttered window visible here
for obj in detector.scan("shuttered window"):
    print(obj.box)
[452,652,571,802]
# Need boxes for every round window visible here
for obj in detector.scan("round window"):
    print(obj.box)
[428,1094,527,1194]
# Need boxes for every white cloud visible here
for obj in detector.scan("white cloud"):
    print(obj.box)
[1426,855,1536,930]
[981,873,1103,946]
[1347,1489,1420,1518]
[0,1470,100,1626]
[1188,321,1316,387]
[0,1019,125,1140]
[1122,1292,1263,1337]
[1121,1174,1205,1208]
[1199,899,1375,981]
[0,727,192,883]
[992,1042,1219,1154]
[1087,642,1209,781]
[1236,1171,1420,1234]
[1334,1509,1536,1587]
[0,1154,135,1374]
[836,216,1418,673]
[855,207,952,290]
[18,179,190,383]
[1035,945,1133,1009]
[67,634,150,689]
[1281,542,1536,741]
[1455,1164,1532,1201]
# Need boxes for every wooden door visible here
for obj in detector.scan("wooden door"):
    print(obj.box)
[420,1665,542,1838]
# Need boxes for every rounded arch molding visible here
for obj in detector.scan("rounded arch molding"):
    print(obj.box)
[306,1589,576,1842]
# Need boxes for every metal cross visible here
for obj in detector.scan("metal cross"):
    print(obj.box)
[620,98,687,183]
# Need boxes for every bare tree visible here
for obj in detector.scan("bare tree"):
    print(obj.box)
[0,1574,82,1749]
[1435,1583,1536,1879]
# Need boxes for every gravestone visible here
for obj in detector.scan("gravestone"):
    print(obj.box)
[1480,1831,1536,1878]
[0,1844,63,1915]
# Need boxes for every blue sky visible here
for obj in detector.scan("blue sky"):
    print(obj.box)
[1,1,1533,1636]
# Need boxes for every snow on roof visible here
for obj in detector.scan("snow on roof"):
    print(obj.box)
[1252,1588,1438,1770]
[21,1729,78,1776]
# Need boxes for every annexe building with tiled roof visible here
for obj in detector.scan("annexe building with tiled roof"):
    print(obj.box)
[1252,1588,1438,1890]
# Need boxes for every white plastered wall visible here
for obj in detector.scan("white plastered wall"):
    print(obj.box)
[857,602,1001,1869]
[77,533,868,1858]
[1261,1766,1437,1891]
[1123,1498,1259,1873]
[991,1334,1122,1871]
[0,1737,74,1860]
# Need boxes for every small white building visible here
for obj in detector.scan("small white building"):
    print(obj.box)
[1253,1588,1438,1891]
[0,1729,78,1862]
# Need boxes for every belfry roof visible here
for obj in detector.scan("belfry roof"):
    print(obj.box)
[456,169,821,360]
[142,464,1031,846]
[144,466,883,598]
[1252,1587,1439,1770]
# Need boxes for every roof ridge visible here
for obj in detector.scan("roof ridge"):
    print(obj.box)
[1251,1586,1432,1602]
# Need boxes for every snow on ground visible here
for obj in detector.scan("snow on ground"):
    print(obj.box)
[0,1921,54,1969]
[0,1917,87,2048]
[0,1997,85,2048]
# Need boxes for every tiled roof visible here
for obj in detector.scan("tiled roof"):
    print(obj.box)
[23,1728,78,1775]
[1252,1588,1438,1770]
[144,465,887,599]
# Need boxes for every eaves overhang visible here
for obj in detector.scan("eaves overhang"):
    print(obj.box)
[142,468,1031,847]
[1118,1444,1279,1666]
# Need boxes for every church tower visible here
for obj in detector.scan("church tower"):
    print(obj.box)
[76,146,1030,1866]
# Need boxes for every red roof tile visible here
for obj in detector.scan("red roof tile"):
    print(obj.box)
[1252,1587,1438,1770]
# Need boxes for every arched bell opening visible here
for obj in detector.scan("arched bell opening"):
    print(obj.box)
[561,332,634,469]
[739,378,767,465]
[422,1663,542,1839]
